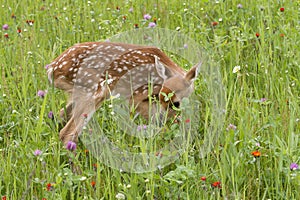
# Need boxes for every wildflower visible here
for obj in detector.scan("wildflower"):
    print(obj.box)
[2,24,9,30]
[226,123,237,131]
[44,64,49,70]
[4,33,9,38]
[83,113,88,118]
[255,33,260,37]
[134,23,139,29]
[211,21,218,26]
[280,7,284,12]
[155,151,163,158]
[290,163,299,171]
[11,13,16,19]
[255,142,260,147]
[260,98,267,102]
[48,111,54,119]
[211,181,221,188]
[129,7,133,13]
[251,150,261,157]
[148,22,156,28]
[115,193,125,200]
[122,16,127,21]
[91,181,96,187]
[17,28,22,34]
[237,4,243,9]
[137,125,147,131]
[93,163,98,170]
[218,18,223,22]
[84,149,89,155]
[2,196,7,200]
[232,65,241,73]
[42,198,47,200]
[34,149,42,156]
[66,141,77,151]
[26,20,34,26]
[143,14,151,20]
[201,176,206,181]
[279,33,285,37]
[46,183,54,191]
[153,17,157,24]
[185,118,190,123]
[116,6,120,11]
[183,44,188,49]
[37,90,46,98]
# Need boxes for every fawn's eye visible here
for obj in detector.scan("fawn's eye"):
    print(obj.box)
[173,101,180,108]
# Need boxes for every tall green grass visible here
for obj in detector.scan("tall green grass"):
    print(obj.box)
[0,0,300,199]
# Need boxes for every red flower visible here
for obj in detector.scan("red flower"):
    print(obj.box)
[46,183,53,191]
[251,150,261,157]
[93,163,98,170]
[4,33,9,38]
[279,33,285,37]
[280,7,284,12]
[185,119,190,123]
[17,28,22,33]
[42,198,47,200]
[2,196,7,200]
[211,21,218,26]
[122,16,127,21]
[200,176,206,181]
[134,24,139,29]
[83,113,88,118]
[255,33,260,37]
[211,181,221,188]
[91,181,96,187]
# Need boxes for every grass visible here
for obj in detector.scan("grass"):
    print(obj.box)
[1,0,300,199]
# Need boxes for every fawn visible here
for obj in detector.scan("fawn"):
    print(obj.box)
[47,42,199,145]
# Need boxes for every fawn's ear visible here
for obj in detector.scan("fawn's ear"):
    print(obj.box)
[185,62,201,82]
[155,56,173,80]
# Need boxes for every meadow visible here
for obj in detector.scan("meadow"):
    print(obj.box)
[1,0,300,199]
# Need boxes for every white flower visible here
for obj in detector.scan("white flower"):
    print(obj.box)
[115,193,125,200]
[233,65,241,73]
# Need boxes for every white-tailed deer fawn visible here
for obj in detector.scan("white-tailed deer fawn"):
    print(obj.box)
[47,42,199,145]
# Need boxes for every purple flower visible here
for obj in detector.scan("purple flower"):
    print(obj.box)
[34,149,42,156]
[129,7,133,13]
[226,123,237,131]
[260,98,267,102]
[37,90,46,98]
[2,24,9,30]
[237,4,243,9]
[48,111,54,119]
[137,125,147,131]
[44,64,49,70]
[148,22,156,28]
[143,14,151,20]
[183,44,188,49]
[290,163,299,171]
[66,141,77,151]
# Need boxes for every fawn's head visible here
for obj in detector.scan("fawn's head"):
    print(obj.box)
[155,57,200,116]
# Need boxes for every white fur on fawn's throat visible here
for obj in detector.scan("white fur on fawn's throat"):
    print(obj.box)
[47,41,200,145]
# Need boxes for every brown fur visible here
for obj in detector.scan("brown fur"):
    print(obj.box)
[47,42,199,145]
